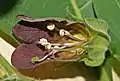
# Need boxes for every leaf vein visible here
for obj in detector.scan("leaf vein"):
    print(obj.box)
[114,0,120,9]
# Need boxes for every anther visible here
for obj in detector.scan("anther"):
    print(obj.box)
[39,38,48,46]
[45,43,51,50]
[59,29,70,36]
[59,29,81,41]
[39,38,51,50]
[47,24,55,31]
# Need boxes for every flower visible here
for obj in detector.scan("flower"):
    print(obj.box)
[11,15,90,69]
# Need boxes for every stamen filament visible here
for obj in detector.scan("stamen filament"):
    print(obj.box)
[31,50,58,63]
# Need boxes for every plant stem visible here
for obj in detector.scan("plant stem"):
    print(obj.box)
[99,57,113,81]
[70,0,83,20]
[0,29,20,48]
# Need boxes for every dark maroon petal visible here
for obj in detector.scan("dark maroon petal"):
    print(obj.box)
[11,43,49,69]
[13,15,90,43]
[13,21,52,43]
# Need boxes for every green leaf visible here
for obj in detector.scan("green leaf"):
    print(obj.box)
[93,0,120,61]
[82,35,109,67]
[85,18,110,40]
[0,0,94,39]
[80,0,95,18]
